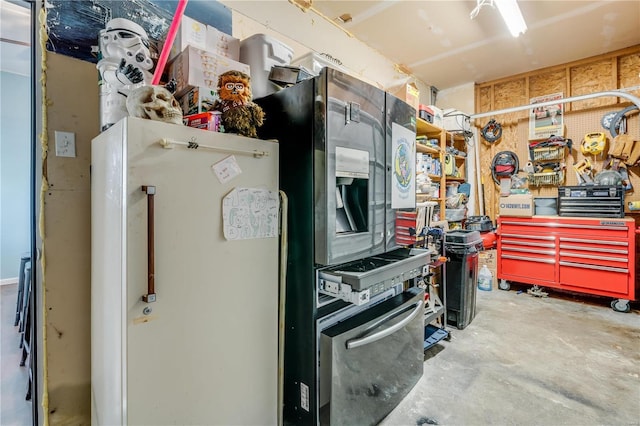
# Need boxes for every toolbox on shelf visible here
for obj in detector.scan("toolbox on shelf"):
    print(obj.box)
[558,185,624,218]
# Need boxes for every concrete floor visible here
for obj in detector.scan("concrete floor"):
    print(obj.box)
[2,281,638,426]
[382,285,640,426]
[1,284,32,426]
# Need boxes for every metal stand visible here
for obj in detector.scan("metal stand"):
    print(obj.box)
[423,255,450,350]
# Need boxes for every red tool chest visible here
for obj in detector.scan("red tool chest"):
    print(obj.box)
[497,216,637,310]
[396,211,421,246]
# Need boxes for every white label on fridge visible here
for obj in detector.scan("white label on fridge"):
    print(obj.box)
[335,146,369,178]
[300,382,310,411]
[391,122,416,209]
[212,155,242,183]
[222,188,279,240]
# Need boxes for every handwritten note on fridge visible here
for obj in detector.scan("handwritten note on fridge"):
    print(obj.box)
[222,188,279,240]
[212,155,242,184]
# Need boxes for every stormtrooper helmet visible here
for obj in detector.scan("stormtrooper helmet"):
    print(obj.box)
[99,18,153,73]
[126,85,183,125]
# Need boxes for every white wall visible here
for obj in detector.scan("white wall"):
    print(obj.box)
[0,1,31,281]
[438,82,476,114]
[0,72,31,280]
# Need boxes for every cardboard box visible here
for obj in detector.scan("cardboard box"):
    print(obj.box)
[390,82,420,115]
[206,25,240,61]
[179,86,219,116]
[169,46,251,98]
[183,111,222,132]
[166,15,208,62]
[164,17,240,62]
[499,194,534,217]
[479,249,498,289]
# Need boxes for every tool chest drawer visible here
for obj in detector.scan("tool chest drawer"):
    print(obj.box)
[558,237,630,295]
[497,216,637,301]
[499,233,556,284]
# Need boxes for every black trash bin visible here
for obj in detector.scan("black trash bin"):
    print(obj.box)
[444,230,483,329]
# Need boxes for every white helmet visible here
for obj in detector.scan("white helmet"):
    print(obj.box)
[99,18,153,72]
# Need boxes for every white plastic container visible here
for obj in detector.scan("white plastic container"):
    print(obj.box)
[239,34,294,100]
[290,51,349,76]
[478,264,493,291]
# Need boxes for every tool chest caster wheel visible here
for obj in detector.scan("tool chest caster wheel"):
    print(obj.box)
[611,299,631,313]
[498,279,510,291]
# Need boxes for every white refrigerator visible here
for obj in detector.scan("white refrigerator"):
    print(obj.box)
[91,117,280,425]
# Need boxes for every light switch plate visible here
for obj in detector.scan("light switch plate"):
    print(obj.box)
[54,131,76,157]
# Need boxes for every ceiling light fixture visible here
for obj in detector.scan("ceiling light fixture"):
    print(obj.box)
[470,0,527,38]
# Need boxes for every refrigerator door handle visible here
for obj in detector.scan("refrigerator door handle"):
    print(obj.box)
[159,138,269,158]
[141,185,156,303]
[346,300,422,349]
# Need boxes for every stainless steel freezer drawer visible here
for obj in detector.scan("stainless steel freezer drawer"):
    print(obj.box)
[319,288,424,425]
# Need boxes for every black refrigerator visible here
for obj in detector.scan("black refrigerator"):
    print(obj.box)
[257,68,426,425]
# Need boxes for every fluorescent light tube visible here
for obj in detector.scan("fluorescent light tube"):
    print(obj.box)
[494,0,527,37]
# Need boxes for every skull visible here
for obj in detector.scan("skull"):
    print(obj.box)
[126,85,183,125]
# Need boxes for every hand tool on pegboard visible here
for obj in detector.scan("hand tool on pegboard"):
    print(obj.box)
[580,132,607,159]
[573,158,594,185]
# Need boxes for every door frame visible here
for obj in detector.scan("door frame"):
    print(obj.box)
[28,0,41,424]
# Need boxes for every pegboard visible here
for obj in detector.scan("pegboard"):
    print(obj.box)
[479,106,639,220]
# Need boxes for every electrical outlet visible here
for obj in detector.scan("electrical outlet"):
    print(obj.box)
[55,131,76,157]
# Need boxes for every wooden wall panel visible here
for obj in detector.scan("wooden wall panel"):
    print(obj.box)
[480,124,521,218]
[475,45,640,220]
[619,52,640,96]
[476,86,493,129]
[493,79,528,125]
[530,69,566,100]
[570,58,616,111]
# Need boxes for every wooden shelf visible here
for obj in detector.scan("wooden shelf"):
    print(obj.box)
[416,116,468,219]
[445,131,467,143]
[417,172,444,181]
[417,117,466,142]
[416,117,442,137]
[416,144,440,155]
[417,194,443,201]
